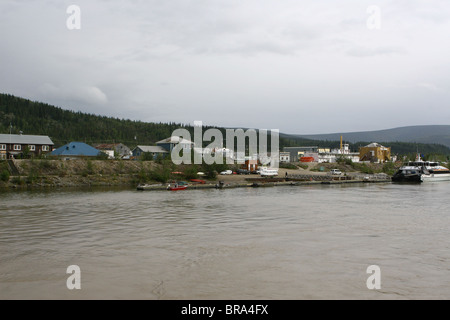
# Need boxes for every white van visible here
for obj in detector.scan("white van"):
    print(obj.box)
[330,169,342,175]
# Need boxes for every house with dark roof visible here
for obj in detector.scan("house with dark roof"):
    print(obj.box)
[50,142,104,159]
[95,143,132,159]
[132,145,168,160]
[0,134,54,159]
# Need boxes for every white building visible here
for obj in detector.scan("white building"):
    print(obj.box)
[280,152,290,163]
[318,144,360,163]
[213,147,235,160]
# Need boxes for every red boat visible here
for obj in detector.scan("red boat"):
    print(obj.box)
[167,184,187,191]
[190,179,206,184]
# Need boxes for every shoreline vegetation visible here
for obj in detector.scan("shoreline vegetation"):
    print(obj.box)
[0,159,407,191]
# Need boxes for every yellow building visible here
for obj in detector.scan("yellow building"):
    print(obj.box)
[359,143,391,163]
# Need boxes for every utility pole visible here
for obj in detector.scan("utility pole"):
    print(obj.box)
[9,123,12,159]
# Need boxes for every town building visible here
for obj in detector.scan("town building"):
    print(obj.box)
[359,143,391,163]
[132,146,169,160]
[95,143,132,159]
[283,146,318,162]
[212,147,234,160]
[50,142,104,159]
[156,136,194,153]
[0,133,54,159]
[191,147,235,164]
[280,152,290,163]
[243,159,258,171]
[300,152,319,163]
[318,144,360,163]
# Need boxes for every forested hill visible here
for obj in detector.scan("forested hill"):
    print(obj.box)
[0,93,288,149]
[296,125,450,148]
[0,94,192,147]
[1,93,449,156]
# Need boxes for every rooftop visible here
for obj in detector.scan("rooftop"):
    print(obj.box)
[50,142,101,157]
[156,136,194,145]
[365,142,388,148]
[135,145,168,153]
[0,134,54,145]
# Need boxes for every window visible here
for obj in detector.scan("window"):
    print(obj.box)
[0,144,6,151]
[42,145,49,152]
[29,145,36,151]
[13,145,21,151]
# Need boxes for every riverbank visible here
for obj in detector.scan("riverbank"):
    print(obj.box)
[0,159,395,190]
[0,159,157,189]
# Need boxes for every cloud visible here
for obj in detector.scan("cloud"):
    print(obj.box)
[346,46,407,57]
[1,0,450,134]
[126,0,325,57]
[39,84,108,106]
[416,82,443,92]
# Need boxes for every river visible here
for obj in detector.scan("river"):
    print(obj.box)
[1,182,450,299]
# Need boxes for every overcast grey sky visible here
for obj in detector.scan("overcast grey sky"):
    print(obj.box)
[1,0,449,134]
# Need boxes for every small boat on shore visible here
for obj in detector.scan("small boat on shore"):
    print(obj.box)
[190,179,206,184]
[137,183,163,190]
[392,154,450,183]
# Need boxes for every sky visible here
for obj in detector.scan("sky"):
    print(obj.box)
[1,0,450,135]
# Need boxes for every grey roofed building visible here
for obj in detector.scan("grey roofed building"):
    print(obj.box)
[283,146,318,162]
[0,134,54,159]
[94,143,132,158]
[132,145,169,159]
[0,134,54,145]
[155,136,194,145]
[156,136,194,152]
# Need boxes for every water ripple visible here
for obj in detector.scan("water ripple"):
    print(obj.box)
[1,183,450,299]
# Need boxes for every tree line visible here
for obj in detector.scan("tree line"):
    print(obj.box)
[1,93,449,157]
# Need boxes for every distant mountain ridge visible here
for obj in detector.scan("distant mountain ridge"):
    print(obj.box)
[295,125,450,148]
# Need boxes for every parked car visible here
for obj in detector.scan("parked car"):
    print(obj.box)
[330,169,342,175]
[237,169,250,175]
[220,170,233,175]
